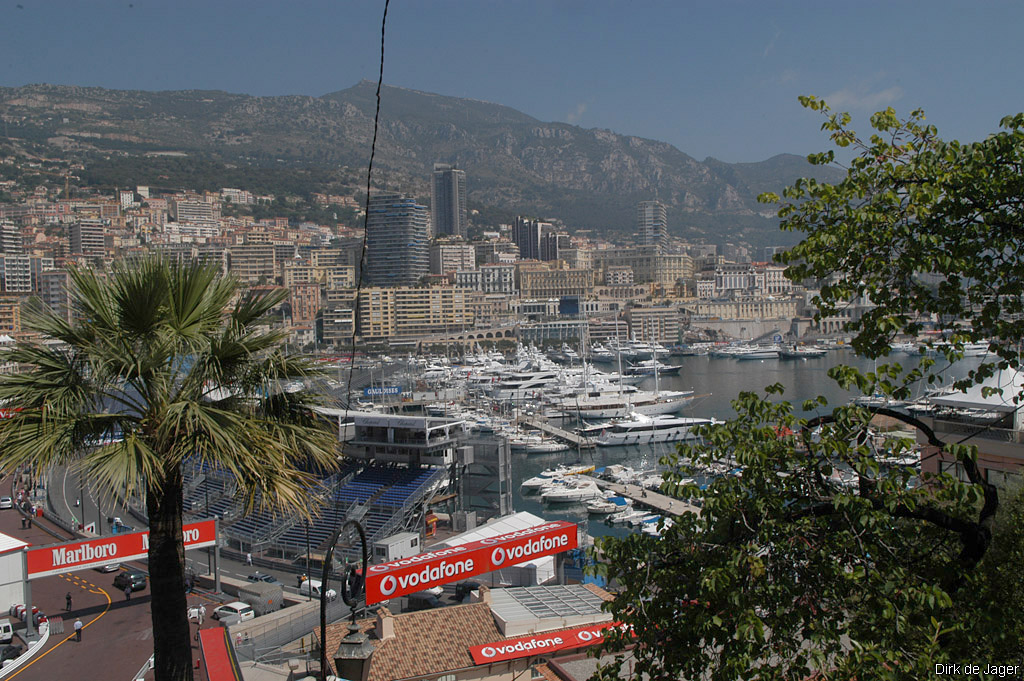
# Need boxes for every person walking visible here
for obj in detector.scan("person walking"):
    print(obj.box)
[245,552,252,566]
[198,604,206,627]
[124,585,132,601]
[74,618,83,642]
[66,592,73,611]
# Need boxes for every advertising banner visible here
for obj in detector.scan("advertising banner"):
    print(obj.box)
[364,521,577,604]
[26,519,217,579]
[468,621,634,664]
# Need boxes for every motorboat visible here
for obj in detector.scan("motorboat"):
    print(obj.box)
[585,495,632,515]
[734,346,781,360]
[624,359,682,376]
[520,463,596,492]
[608,508,651,525]
[522,438,572,454]
[779,345,828,359]
[541,479,604,503]
[596,413,714,446]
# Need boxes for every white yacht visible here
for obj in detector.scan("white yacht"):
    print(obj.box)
[520,463,596,492]
[541,478,605,503]
[596,413,714,446]
[562,388,695,420]
[488,370,562,401]
[585,495,632,515]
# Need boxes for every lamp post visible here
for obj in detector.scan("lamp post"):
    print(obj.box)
[320,520,369,680]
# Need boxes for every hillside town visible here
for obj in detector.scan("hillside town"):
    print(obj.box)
[0,158,865,353]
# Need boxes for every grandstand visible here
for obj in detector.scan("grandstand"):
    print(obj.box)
[184,412,466,565]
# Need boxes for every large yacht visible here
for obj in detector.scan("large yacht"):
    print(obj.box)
[487,370,562,401]
[562,388,695,419]
[596,412,714,446]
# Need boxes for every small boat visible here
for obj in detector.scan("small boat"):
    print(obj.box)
[585,495,632,515]
[522,438,572,454]
[608,508,651,525]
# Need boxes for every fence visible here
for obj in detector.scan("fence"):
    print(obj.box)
[232,596,352,661]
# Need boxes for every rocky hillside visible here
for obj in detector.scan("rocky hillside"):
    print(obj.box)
[0,81,842,245]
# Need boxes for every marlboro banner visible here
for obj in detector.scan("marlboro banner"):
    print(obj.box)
[364,521,577,604]
[469,621,635,664]
[26,519,216,579]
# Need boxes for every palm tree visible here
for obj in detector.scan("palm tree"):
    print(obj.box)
[0,258,339,681]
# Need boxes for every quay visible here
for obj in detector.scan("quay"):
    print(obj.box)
[517,414,597,449]
[581,475,701,517]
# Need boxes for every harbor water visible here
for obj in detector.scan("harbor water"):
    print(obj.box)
[511,348,987,539]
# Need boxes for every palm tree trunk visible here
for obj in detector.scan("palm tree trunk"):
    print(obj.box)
[147,468,193,681]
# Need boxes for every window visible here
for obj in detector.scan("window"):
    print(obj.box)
[436,675,456,681]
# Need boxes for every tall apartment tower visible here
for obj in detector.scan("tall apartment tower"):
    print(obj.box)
[430,163,467,238]
[637,200,668,250]
[512,216,550,261]
[365,192,430,287]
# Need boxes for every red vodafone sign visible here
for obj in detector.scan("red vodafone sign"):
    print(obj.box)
[469,621,634,664]
[364,521,577,604]
[26,519,217,579]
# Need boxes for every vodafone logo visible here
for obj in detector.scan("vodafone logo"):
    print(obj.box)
[365,520,577,605]
[576,628,604,643]
[478,636,564,659]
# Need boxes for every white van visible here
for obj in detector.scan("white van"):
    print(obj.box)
[299,579,337,601]
[0,618,12,644]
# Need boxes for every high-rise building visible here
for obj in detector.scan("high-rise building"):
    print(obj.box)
[430,164,467,237]
[637,200,668,250]
[512,217,553,261]
[365,193,430,287]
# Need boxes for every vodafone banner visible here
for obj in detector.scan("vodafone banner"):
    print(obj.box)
[364,521,577,604]
[469,621,635,664]
[26,519,217,579]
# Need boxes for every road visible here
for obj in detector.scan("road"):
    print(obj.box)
[0,473,230,680]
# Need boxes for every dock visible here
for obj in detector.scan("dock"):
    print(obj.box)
[581,475,701,517]
[517,414,597,449]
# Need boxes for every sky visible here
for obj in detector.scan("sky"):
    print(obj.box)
[2,0,1023,163]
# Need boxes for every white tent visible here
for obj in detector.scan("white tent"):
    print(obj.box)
[928,368,1024,431]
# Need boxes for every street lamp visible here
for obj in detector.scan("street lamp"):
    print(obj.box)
[320,520,369,680]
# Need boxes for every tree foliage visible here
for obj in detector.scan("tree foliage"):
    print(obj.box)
[0,258,340,681]
[593,101,1024,680]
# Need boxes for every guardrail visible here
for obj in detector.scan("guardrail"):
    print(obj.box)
[931,419,1024,444]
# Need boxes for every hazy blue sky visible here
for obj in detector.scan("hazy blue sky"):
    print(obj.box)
[3,0,1022,163]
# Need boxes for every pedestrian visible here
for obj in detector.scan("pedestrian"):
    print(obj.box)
[198,604,206,627]
[245,552,252,566]
[74,617,83,642]
[66,592,73,611]
[124,585,132,601]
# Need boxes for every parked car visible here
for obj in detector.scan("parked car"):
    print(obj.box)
[0,644,22,664]
[406,591,442,612]
[212,601,255,622]
[0,619,12,644]
[246,572,280,585]
[454,581,484,603]
[113,568,147,592]
[0,497,12,510]
[299,578,337,601]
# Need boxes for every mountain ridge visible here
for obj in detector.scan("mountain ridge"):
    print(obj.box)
[0,81,842,246]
